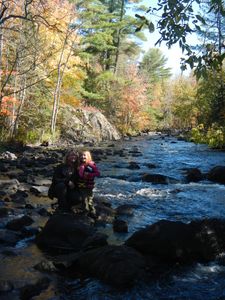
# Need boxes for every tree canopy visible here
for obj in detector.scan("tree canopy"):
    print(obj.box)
[137,0,225,78]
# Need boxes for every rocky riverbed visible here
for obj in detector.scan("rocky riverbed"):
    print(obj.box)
[1,135,225,299]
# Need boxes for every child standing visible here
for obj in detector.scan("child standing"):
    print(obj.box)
[78,150,100,215]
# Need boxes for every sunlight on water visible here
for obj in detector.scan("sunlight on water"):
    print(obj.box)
[136,188,170,198]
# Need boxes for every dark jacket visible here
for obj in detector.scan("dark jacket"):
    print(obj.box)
[48,164,79,199]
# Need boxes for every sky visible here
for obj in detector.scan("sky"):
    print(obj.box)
[129,0,199,76]
[141,29,186,76]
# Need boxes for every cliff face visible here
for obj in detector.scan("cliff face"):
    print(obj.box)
[59,105,121,143]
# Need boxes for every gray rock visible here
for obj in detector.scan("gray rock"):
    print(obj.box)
[0,179,20,194]
[0,151,17,160]
[30,186,49,197]
[60,106,121,143]
[34,260,57,273]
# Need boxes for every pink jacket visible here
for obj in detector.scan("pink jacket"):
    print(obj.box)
[78,161,100,189]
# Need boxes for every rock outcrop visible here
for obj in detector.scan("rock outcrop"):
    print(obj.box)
[59,106,121,143]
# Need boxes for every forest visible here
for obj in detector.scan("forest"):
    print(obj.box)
[0,0,225,148]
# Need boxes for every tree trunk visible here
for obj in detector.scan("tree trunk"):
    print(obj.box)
[50,28,76,135]
[114,0,125,74]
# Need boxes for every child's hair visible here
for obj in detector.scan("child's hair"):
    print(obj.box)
[80,150,92,163]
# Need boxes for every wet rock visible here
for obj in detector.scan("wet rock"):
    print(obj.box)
[18,157,33,168]
[125,218,225,263]
[30,178,52,186]
[0,207,13,217]
[36,213,96,252]
[0,164,9,172]
[116,204,135,216]
[0,229,22,246]
[6,215,34,231]
[141,173,178,184]
[130,152,142,157]
[34,260,58,273]
[0,191,7,197]
[185,168,203,182]
[144,163,157,169]
[0,151,17,160]
[76,245,146,287]
[10,190,28,203]
[20,277,50,300]
[125,220,191,262]
[189,218,225,261]
[6,169,24,179]
[25,203,38,209]
[113,219,128,233]
[95,201,115,224]
[30,186,49,197]
[21,226,40,237]
[0,179,20,194]
[128,162,140,169]
[1,249,18,256]
[207,166,225,184]
[94,196,112,208]
[38,207,52,217]
[81,232,108,250]
[0,280,14,292]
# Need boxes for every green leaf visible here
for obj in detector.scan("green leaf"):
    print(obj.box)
[195,15,206,24]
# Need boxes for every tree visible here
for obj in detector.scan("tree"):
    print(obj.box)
[137,0,225,78]
[196,70,225,127]
[169,75,198,129]
[139,48,171,129]
[0,0,82,142]
[140,48,171,85]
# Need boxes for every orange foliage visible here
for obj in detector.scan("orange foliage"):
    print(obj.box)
[116,64,148,133]
[0,70,17,75]
[0,96,19,117]
[61,94,80,107]
[119,65,147,116]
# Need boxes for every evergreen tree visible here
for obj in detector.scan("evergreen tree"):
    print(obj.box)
[140,48,171,85]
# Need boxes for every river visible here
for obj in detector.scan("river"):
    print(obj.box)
[1,134,225,299]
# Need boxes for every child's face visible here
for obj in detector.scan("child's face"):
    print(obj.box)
[80,152,87,164]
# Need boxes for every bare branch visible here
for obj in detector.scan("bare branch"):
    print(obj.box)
[2,68,58,98]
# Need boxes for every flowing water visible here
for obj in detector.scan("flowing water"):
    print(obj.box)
[2,134,225,299]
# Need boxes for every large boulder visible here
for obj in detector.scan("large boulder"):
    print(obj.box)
[60,106,121,143]
[76,245,146,287]
[125,220,192,262]
[36,213,98,252]
[185,168,203,182]
[125,218,225,263]
[207,166,225,184]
